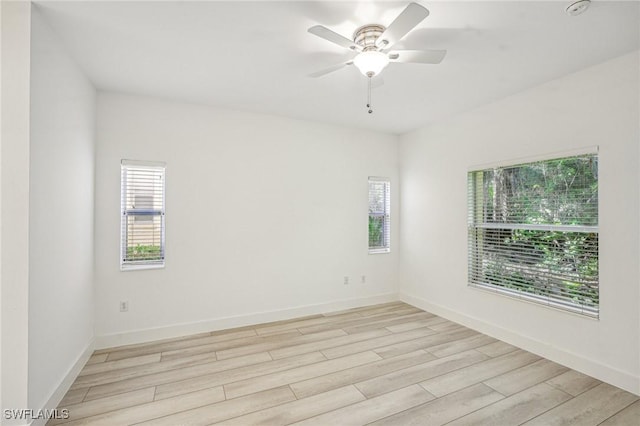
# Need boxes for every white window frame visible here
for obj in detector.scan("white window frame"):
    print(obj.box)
[467,150,599,318]
[368,177,391,254]
[120,160,166,271]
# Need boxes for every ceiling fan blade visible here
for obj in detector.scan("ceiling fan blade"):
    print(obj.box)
[308,61,353,78]
[376,3,430,50]
[388,49,446,64]
[308,25,360,51]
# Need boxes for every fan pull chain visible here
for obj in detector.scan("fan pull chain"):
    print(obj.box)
[366,77,373,114]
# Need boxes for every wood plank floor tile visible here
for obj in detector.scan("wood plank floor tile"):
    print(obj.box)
[372,328,477,359]
[352,302,413,314]
[136,386,297,426]
[447,382,572,426]
[106,329,286,362]
[356,349,489,398]
[85,353,108,365]
[358,305,424,317]
[427,321,466,332]
[321,328,439,359]
[57,388,89,407]
[71,351,218,390]
[204,328,261,341]
[318,301,404,317]
[154,351,326,401]
[254,312,363,336]
[269,329,390,360]
[475,340,518,357]
[158,330,300,362]
[420,349,541,397]
[545,369,602,396]
[60,387,225,426]
[224,351,382,399]
[208,324,259,335]
[159,342,218,362]
[93,332,212,355]
[214,385,366,425]
[333,302,412,316]
[484,358,569,396]
[83,352,271,401]
[522,383,639,426]
[369,383,504,426]
[78,353,161,377]
[51,388,155,424]
[216,329,346,360]
[384,316,448,333]
[290,384,435,426]
[290,350,436,399]
[297,308,421,335]
[253,314,324,328]
[425,333,497,358]
[599,400,640,425]
[342,312,433,335]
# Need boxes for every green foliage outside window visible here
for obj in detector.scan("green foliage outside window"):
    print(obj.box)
[369,216,385,248]
[126,244,162,261]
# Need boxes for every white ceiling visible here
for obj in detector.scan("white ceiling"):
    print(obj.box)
[35,1,639,134]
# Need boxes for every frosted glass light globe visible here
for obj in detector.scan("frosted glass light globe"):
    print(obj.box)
[353,51,389,77]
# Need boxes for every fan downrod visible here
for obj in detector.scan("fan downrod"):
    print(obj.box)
[353,24,386,51]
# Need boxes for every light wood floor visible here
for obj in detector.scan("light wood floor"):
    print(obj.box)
[53,302,639,425]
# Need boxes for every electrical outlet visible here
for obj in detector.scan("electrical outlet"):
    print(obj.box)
[119,301,129,312]
[343,276,349,285]
[361,275,366,284]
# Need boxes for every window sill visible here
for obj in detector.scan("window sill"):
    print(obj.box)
[468,282,599,320]
[121,263,165,272]
[369,248,390,255]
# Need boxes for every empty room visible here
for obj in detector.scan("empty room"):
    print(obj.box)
[1,0,639,424]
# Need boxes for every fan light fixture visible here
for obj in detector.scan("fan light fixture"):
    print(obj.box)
[353,51,390,77]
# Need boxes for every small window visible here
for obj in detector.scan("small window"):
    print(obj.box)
[368,177,391,253]
[468,152,599,317]
[121,160,166,270]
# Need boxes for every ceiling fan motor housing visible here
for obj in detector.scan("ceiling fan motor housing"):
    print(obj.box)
[353,24,386,51]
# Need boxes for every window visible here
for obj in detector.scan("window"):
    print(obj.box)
[468,152,599,317]
[369,177,391,253]
[121,160,166,270]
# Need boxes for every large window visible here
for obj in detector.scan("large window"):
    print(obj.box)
[121,160,166,270]
[468,152,598,317]
[369,177,391,253]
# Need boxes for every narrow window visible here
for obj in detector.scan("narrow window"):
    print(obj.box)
[369,177,391,253]
[121,160,166,270]
[468,153,599,317]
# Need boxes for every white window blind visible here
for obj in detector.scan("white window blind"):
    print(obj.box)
[369,177,391,253]
[121,160,166,270]
[468,153,599,317]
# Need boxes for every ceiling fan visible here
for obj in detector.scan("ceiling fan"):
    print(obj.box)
[308,2,447,80]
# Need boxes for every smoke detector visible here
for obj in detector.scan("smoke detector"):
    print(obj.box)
[566,0,591,16]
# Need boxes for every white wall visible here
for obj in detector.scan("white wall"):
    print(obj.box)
[94,93,399,346]
[28,7,96,413]
[1,0,3,413]
[1,1,31,421]
[399,51,640,394]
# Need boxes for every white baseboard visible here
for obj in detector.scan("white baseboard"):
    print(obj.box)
[30,339,95,426]
[400,292,640,396]
[95,293,399,349]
